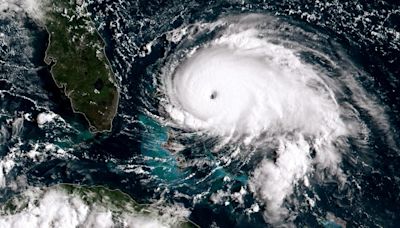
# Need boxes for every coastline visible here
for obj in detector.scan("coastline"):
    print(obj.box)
[42,0,120,133]
[1,183,200,227]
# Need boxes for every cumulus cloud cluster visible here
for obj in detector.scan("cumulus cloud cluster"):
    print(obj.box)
[0,0,46,20]
[0,187,187,228]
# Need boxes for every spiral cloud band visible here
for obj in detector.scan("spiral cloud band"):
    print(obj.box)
[156,15,380,223]
[167,29,346,140]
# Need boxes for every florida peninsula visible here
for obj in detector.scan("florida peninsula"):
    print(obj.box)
[42,0,119,132]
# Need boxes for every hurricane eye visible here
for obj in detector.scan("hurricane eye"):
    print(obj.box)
[210,91,218,100]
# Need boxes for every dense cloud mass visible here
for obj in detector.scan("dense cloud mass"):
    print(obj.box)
[159,15,387,223]
[0,187,188,228]
[0,0,45,20]
[0,0,399,227]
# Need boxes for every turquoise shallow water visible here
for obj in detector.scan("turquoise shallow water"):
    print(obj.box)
[140,114,184,182]
[139,114,248,187]
[0,0,399,227]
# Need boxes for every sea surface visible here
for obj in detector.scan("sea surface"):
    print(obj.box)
[0,0,399,227]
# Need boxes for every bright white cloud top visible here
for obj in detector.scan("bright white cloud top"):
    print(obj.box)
[156,14,384,223]
[0,185,193,228]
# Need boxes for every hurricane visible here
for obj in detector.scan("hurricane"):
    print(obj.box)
[1,0,399,227]
[141,14,395,224]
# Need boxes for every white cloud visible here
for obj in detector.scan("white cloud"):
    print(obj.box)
[249,136,311,223]
[0,187,191,228]
[0,0,46,20]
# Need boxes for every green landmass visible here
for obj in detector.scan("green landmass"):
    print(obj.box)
[1,184,198,228]
[61,184,146,214]
[43,0,119,132]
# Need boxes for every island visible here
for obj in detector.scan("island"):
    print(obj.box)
[43,0,119,132]
[1,184,198,227]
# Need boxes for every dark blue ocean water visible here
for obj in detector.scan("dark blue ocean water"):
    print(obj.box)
[0,0,400,227]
